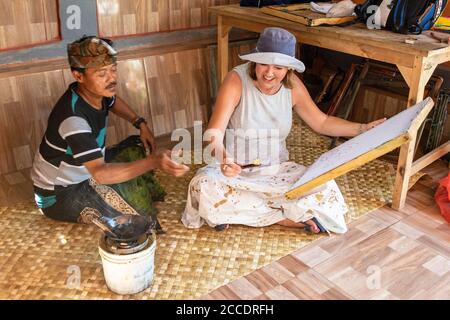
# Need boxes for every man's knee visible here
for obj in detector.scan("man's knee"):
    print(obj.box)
[41,207,80,224]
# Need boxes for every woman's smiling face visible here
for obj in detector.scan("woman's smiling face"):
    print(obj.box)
[254,63,288,94]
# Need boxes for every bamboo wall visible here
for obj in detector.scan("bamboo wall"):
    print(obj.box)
[97,0,240,37]
[0,0,59,51]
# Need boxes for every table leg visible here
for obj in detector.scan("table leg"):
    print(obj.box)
[217,15,232,84]
[392,58,434,210]
[392,132,418,210]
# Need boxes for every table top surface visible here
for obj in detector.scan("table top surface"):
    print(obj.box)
[210,4,450,57]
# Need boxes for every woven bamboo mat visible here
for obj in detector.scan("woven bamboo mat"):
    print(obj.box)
[0,118,416,300]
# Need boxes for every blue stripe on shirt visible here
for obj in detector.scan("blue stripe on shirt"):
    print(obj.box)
[34,193,57,209]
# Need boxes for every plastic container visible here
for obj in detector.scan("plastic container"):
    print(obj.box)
[98,234,156,295]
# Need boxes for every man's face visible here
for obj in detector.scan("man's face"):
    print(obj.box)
[74,63,118,97]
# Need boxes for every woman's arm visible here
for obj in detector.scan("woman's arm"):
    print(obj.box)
[292,75,385,137]
[206,71,243,176]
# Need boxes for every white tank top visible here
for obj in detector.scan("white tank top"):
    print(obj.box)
[225,62,293,166]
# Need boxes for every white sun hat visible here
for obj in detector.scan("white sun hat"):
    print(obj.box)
[239,27,305,73]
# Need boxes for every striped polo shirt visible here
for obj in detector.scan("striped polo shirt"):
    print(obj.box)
[31,82,115,208]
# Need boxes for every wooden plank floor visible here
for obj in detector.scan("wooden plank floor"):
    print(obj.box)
[202,160,450,300]
[1,155,449,300]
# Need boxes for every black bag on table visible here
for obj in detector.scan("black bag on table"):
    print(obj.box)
[355,0,448,34]
[386,0,448,34]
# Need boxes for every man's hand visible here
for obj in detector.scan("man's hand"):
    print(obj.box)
[149,149,189,177]
[139,124,156,154]
[220,158,242,177]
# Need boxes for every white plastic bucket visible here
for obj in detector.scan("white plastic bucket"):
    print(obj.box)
[98,235,156,295]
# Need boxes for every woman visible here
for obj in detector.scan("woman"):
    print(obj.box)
[182,27,385,234]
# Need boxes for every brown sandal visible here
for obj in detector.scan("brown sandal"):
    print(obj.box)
[304,217,327,234]
[214,224,229,231]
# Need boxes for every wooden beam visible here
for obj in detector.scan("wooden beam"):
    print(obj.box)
[266,3,311,11]
[217,15,232,84]
[392,136,417,210]
[408,98,435,134]
[427,46,450,65]
[406,57,437,107]
[397,65,413,88]
[411,141,450,175]
[285,134,410,200]
[421,62,438,89]
[398,61,437,91]
[392,98,434,209]
[260,6,356,27]
[0,28,257,79]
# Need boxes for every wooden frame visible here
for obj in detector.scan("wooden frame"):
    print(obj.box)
[209,4,450,210]
[261,4,357,27]
[286,98,434,200]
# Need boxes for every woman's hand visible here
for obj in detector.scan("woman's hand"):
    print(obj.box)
[220,158,242,177]
[360,118,387,134]
[139,124,156,154]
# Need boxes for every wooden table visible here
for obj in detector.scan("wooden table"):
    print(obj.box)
[210,4,450,210]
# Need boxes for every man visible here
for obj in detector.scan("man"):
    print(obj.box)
[31,36,189,232]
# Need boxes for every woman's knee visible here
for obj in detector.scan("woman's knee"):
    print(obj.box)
[190,169,218,188]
